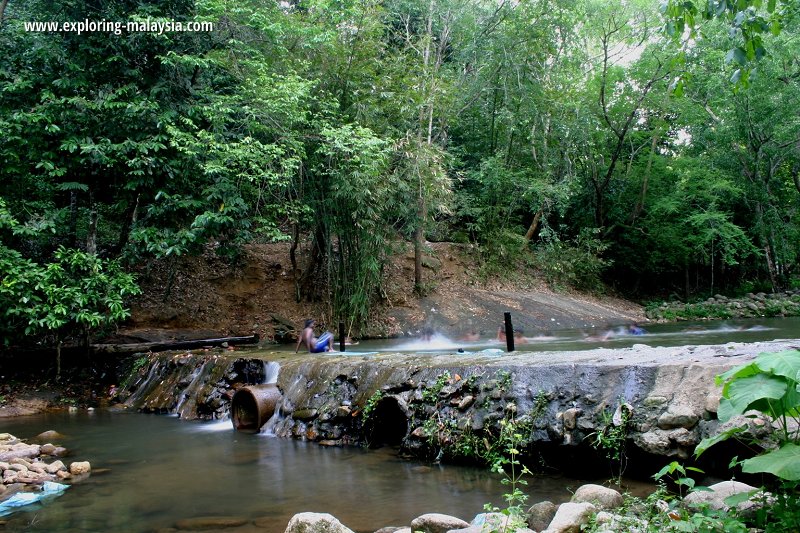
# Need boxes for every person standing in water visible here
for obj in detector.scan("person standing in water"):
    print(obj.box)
[295,319,334,353]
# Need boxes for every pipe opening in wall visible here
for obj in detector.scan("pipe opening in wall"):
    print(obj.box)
[231,384,281,432]
[368,396,409,448]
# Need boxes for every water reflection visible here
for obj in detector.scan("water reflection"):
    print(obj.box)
[1,411,610,533]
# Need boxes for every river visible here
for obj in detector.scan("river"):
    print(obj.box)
[1,317,798,532]
[0,410,630,533]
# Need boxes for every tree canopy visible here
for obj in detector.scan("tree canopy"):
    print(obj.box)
[1,0,798,345]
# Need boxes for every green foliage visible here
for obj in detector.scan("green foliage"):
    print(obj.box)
[482,410,533,533]
[588,399,632,485]
[361,390,384,422]
[653,461,707,498]
[696,350,800,481]
[422,371,452,404]
[534,228,611,293]
[0,245,141,343]
[749,481,800,532]
[1,199,141,348]
[1,0,799,334]
[662,0,788,89]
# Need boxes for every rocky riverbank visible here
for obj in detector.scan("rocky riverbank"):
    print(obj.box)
[279,478,764,533]
[645,290,800,321]
[0,431,92,518]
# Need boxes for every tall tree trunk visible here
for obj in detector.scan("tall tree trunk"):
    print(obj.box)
[523,208,543,243]
[56,338,62,379]
[414,0,435,294]
[69,190,78,248]
[290,224,301,303]
[113,193,140,255]
[414,194,426,292]
[630,134,658,224]
[684,261,690,301]
[86,190,97,255]
[0,0,9,27]
[754,201,781,291]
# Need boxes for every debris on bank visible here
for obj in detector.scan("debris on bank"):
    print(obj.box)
[0,431,91,517]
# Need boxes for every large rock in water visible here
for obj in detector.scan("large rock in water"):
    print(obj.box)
[409,513,470,533]
[284,512,355,533]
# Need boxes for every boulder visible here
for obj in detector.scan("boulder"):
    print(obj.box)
[410,513,470,533]
[470,512,515,532]
[527,500,557,531]
[542,502,597,533]
[45,460,66,474]
[571,484,624,509]
[31,431,65,443]
[683,481,762,512]
[69,461,91,475]
[657,404,699,430]
[284,512,355,533]
[592,510,648,533]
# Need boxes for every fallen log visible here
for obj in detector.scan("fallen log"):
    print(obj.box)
[90,334,260,355]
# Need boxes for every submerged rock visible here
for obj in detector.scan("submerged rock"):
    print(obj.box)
[174,516,249,530]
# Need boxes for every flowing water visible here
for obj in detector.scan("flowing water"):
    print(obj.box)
[2,317,798,532]
[276,316,800,355]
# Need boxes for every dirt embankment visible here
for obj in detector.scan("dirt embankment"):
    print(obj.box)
[120,241,645,344]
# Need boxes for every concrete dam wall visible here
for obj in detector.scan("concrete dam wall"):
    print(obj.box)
[113,340,795,477]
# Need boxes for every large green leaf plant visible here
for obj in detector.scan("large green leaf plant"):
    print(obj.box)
[696,350,800,481]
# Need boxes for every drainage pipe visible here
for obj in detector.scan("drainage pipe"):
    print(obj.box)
[231,384,281,431]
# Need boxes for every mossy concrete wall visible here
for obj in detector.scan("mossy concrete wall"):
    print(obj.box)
[115,340,795,475]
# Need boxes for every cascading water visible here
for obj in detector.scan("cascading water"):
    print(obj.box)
[118,353,256,420]
[258,360,282,434]
[263,360,280,384]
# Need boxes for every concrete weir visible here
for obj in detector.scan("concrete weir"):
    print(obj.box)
[115,340,799,475]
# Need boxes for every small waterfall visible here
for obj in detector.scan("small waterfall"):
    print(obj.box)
[119,352,233,420]
[259,360,282,434]
[123,357,164,407]
[262,361,280,384]
[260,406,283,436]
[174,362,210,418]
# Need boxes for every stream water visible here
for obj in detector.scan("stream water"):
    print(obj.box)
[276,316,800,355]
[0,410,626,533]
[2,317,799,532]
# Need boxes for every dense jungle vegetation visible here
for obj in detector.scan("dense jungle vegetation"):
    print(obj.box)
[1,0,798,348]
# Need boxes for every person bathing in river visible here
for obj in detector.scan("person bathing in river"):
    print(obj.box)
[627,322,646,335]
[496,325,527,344]
[496,325,506,342]
[460,329,480,342]
[295,319,334,353]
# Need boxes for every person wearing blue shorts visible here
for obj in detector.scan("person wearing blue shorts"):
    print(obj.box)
[295,319,334,353]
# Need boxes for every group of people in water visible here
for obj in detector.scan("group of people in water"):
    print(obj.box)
[294,317,649,353]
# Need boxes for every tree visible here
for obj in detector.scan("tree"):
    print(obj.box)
[0,199,141,375]
[662,0,794,88]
